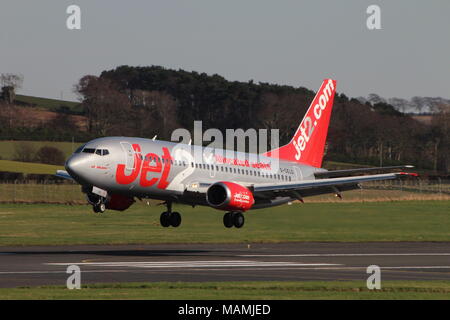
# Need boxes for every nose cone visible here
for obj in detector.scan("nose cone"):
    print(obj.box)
[65,155,86,183]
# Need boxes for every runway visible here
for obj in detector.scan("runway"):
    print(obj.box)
[1,242,450,288]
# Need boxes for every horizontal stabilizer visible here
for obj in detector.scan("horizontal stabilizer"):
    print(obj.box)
[314,165,415,179]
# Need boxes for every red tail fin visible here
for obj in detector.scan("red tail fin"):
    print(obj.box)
[263,79,337,168]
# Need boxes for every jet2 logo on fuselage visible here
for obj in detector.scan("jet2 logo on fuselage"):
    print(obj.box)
[116,144,172,189]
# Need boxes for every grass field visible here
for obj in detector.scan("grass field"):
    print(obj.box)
[0,181,448,204]
[0,201,448,246]
[0,141,414,170]
[0,160,63,175]
[1,281,449,300]
[0,141,82,161]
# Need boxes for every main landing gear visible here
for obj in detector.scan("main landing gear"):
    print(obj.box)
[160,201,182,228]
[223,212,245,228]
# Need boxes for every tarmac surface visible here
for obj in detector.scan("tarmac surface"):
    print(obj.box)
[1,242,450,288]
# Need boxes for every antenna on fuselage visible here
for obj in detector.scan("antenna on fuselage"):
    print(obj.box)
[188,139,192,145]
[152,135,157,141]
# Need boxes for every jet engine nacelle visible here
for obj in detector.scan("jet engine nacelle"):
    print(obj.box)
[206,181,254,211]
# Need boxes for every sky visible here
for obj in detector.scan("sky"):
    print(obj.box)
[0,0,449,101]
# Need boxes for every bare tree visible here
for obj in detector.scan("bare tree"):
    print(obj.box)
[13,142,36,163]
[432,103,450,172]
[0,73,23,89]
[1,73,23,104]
[75,75,132,136]
[34,146,66,165]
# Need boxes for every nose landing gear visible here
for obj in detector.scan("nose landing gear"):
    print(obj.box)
[86,191,107,213]
[223,212,245,228]
[93,201,106,213]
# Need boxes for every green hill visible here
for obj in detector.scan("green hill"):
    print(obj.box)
[14,94,83,114]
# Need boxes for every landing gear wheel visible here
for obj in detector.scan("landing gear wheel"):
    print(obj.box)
[160,212,171,227]
[98,202,106,213]
[223,212,234,228]
[170,212,182,227]
[233,212,245,228]
[93,202,106,213]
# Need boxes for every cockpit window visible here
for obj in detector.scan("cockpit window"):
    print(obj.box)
[74,145,85,153]
[81,147,109,155]
[95,149,110,156]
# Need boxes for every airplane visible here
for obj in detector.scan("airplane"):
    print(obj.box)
[57,79,415,229]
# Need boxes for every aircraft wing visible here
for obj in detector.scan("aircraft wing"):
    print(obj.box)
[55,170,74,181]
[252,172,414,200]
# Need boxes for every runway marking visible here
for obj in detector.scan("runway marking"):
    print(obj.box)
[45,260,342,269]
[238,253,450,257]
[0,270,125,275]
[3,266,450,275]
[381,266,450,270]
[261,266,450,271]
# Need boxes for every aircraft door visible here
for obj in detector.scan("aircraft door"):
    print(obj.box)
[120,142,136,175]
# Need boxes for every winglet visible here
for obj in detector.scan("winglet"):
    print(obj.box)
[397,172,419,177]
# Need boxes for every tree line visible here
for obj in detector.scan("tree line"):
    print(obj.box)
[74,65,449,173]
[1,66,448,173]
